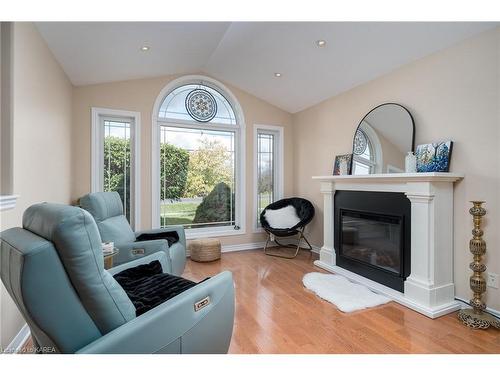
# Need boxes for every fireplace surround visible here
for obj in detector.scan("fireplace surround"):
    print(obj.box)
[335,191,411,292]
[312,172,464,318]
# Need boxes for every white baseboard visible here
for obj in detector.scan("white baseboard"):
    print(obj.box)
[4,324,29,354]
[186,241,276,257]
[186,239,326,256]
[188,240,320,257]
[221,241,275,253]
[221,240,317,254]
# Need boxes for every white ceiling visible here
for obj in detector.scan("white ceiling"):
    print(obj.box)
[36,22,497,113]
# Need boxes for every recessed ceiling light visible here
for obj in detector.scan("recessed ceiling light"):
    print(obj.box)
[274,72,282,77]
[316,40,327,47]
[140,45,150,52]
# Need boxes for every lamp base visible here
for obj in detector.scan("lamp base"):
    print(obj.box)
[458,308,500,329]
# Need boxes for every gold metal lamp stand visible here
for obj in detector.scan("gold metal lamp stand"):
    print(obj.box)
[457,201,500,329]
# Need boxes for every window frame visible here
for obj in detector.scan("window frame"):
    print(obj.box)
[353,130,376,174]
[352,121,383,175]
[151,75,246,239]
[91,107,141,230]
[253,124,284,233]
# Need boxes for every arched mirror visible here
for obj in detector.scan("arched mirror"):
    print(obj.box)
[351,103,415,175]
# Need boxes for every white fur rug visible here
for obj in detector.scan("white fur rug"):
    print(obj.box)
[302,272,391,312]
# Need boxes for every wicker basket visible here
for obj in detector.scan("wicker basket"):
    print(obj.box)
[189,238,221,262]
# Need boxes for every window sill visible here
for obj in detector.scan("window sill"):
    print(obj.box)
[185,227,246,240]
[0,195,19,211]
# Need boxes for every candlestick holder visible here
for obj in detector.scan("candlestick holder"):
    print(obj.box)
[457,201,499,329]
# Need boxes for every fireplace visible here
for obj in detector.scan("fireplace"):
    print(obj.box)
[334,191,411,292]
[313,173,464,318]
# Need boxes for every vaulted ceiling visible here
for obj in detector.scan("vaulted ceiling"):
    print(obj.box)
[36,22,497,113]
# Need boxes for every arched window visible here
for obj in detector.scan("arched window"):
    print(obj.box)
[158,84,236,125]
[152,76,245,237]
[353,121,382,174]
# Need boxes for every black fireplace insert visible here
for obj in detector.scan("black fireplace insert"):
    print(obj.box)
[334,191,411,292]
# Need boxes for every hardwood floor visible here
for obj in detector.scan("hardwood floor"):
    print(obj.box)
[19,249,500,354]
[183,249,500,354]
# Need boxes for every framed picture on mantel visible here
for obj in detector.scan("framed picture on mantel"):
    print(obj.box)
[415,141,453,172]
[333,154,353,175]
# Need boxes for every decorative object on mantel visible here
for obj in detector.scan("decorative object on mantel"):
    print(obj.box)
[351,103,415,175]
[404,151,417,173]
[303,272,391,312]
[415,141,453,172]
[333,154,353,175]
[458,201,500,329]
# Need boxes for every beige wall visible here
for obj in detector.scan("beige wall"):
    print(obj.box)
[293,27,500,310]
[71,74,293,247]
[0,23,73,348]
[377,131,405,172]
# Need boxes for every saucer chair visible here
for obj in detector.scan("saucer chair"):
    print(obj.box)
[260,197,315,259]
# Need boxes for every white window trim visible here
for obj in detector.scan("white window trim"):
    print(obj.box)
[91,107,141,230]
[0,195,19,211]
[151,75,246,239]
[353,154,377,173]
[253,124,284,233]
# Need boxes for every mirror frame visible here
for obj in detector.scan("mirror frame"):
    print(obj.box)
[351,103,415,173]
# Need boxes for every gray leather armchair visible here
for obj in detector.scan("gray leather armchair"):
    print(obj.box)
[0,203,235,354]
[79,192,186,275]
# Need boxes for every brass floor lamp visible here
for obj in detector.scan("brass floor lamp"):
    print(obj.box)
[457,201,500,329]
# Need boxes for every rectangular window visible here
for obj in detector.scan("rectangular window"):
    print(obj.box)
[160,125,236,231]
[91,108,141,229]
[103,118,131,221]
[254,125,283,229]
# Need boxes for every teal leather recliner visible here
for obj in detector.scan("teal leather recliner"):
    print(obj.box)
[79,192,186,275]
[0,203,235,353]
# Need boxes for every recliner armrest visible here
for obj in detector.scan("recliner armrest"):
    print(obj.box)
[133,226,187,276]
[108,252,169,276]
[76,271,235,354]
[135,225,186,249]
[113,240,172,272]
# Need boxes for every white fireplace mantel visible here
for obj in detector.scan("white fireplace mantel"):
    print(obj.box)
[312,172,464,318]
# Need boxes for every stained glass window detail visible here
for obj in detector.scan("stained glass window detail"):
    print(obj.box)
[353,127,374,174]
[185,89,217,122]
[354,129,368,155]
[159,84,236,125]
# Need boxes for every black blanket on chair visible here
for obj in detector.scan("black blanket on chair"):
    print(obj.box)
[135,231,179,246]
[114,260,196,316]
